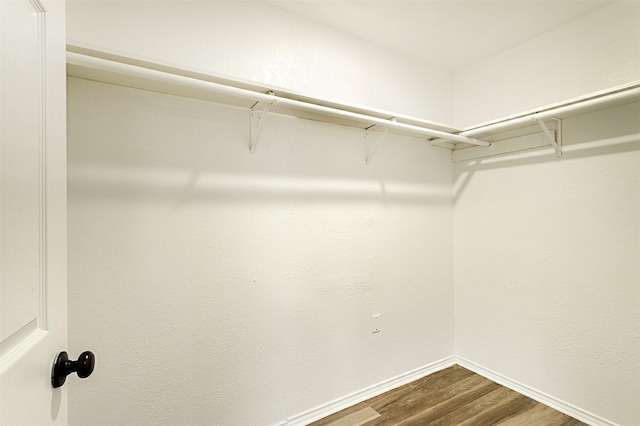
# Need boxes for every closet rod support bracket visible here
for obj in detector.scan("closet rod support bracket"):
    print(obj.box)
[365,118,394,165]
[536,118,562,157]
[249,91,276,154]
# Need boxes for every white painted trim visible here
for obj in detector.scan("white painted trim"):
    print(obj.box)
[279,356,456,426]
[35,0,48,332]
[0,326,48,375]
[274,356,621,426]
[0,0,49,374]
[455,357,619,426]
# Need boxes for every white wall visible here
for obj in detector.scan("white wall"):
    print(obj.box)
[454,101,640,426]
[66,0,452,124]
[67,77,454,425]
[452,1,640,128]
[66,2,640,425]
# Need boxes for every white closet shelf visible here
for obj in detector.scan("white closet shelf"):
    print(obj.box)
[66,45,490,147]
[66,44,640,160]
[435,82,640,149]
[441,82,640,160]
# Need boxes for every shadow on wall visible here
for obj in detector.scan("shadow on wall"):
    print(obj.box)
[453,102,640,202]
[67,168,453,207]
[67,77,452,207]
[454,138,640,202]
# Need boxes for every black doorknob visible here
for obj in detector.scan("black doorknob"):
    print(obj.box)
[51,351,95,388]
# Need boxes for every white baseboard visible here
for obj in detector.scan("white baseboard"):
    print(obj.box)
[455,357,619,426]
[281,355,456,426]
[274,355,620,426]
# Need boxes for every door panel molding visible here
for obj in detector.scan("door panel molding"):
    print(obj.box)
[0,0,48,371]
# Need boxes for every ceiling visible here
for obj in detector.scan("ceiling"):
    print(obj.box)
[268,0,612,71]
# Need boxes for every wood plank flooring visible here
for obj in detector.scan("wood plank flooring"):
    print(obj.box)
[310,365,586,426]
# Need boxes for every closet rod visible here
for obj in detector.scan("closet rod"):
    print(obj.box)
[431,85,640,146]
[67,52,490,147]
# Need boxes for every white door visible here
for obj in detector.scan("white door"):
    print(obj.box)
[1,0,68,424]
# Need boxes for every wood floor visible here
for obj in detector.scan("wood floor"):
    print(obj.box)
[310,365,587,426]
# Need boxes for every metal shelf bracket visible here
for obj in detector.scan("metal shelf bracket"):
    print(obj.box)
[536,118,562,157]
[249,91,275,154]
[365,118,394,165]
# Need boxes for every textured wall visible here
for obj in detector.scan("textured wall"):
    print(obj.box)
[66,0,452,124]
[452,1,640,128]
[454,101,640,426]
[67,77,454,425]
[66,2,640,425]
